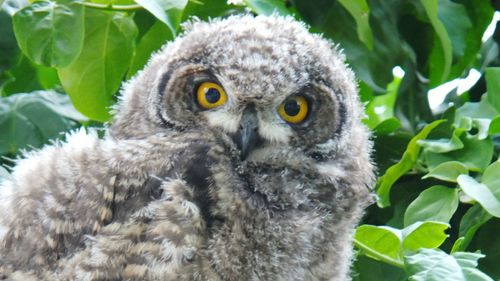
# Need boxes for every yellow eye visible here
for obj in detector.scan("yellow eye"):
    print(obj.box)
[196,82,227,109]
[278,96,309,124]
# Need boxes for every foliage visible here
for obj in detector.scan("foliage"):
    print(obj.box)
[1,0,499,279]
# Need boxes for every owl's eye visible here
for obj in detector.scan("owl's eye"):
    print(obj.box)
[196,81,227,109]
[278,96,309,124]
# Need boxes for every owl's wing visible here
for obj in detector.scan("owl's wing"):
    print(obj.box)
[0,129,216,280]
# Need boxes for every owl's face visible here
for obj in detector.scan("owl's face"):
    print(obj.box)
[112,15,372,216]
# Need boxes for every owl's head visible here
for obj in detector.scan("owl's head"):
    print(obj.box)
[111,15,373,212]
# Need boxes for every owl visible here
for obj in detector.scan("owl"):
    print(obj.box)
[0,15,374,281]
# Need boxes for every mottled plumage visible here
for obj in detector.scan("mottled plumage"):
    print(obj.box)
[0,15,374,280]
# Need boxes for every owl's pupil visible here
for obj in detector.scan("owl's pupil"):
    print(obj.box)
[284,100,300,116]
[205,88,221,103]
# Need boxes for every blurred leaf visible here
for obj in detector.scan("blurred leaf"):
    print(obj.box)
[128,21,172,78]
[449,0,493,78]
[2,55,42,95]
[457,162,500,217]
[13,0,84,67]
[404,185,459,226]
[244,0,290,16]
[134,0,188,36]
[58,10,138,121]
[422,161,468,182]
[364,76,401,129]
[0,10,19,82]
[405,249,493,281]
[437,0,471,59]
[455,204,492,252]
[373,118,401,135]
[0,91,80,155]
[402,221,449,251]
[468,218,500,279]
[376,120,445,208]
[420,0,452,87]
[352,256,407,281]
[337,0,373,50]
[485,68,500,113]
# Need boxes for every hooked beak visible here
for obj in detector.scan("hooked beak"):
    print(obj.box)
[232,105,263,160]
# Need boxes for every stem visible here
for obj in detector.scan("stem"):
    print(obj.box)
[75,2,143,11]
[354,239,405,269]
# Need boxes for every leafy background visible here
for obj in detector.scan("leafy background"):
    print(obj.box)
[0,0,499,280]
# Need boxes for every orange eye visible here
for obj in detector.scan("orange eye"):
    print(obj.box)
[196,82,227,109]
[278,96,309,124]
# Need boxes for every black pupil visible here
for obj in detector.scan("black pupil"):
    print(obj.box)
[284,99,301,116]
[205,88,220,103]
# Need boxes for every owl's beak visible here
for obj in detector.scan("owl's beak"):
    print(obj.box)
[232,106,263,160]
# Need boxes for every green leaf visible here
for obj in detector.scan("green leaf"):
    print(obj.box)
[364,76,401,130]
[373,117,401,135]
[134,0,188,36]
[457,162,500,217]
[454,204,492,252]
[424,133,493,172]
[353,256,407,281]
[128,21,172,78]
[417,129,464,153]
[420,0,452,87]
[422,161,468,182]
[437,0,471,59]
[1,55,42,95]
[454,94,499,138]
[57,10,138,121]
[337,0,373,50]
[376,120,445,208]
[0,91,81,155]
[402,221,449,251]
[486,67,500,113]
[488,116,500,135]
[354,225,404,268]
[405,249,493,281]
[449,0,494,79]
[404,185,459,226]
[13,0,84,67]
[244,0,291,16]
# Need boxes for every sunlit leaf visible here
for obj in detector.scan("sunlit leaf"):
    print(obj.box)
[13,0,84,67]
[57,10,138,121]
[404,185,459,226]
[402,221,449,251]
[354,225,403,267]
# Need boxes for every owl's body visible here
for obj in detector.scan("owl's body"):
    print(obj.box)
[0,15,373,280]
